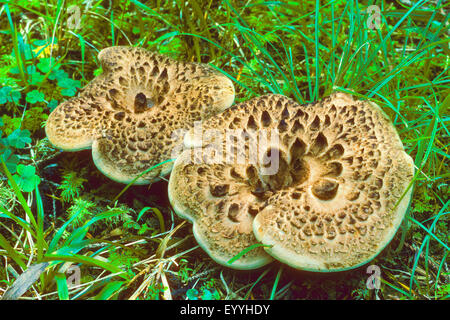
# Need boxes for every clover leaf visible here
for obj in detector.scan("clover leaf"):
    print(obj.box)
[11,164,40,192]
[186,288,199,300]
[26,66,45,85]
[0,87,11,104]
[201,288,220,300]
[26,65,37,74]
[9,90,21,104]
[60,87,78,97]
[57,77,80,88]
[58,77,81,97]
[7,129,32,148]
[0,86,21,104]
[8,67,20,75]
[49,69,68,81]
[30,72,45,85]
[0,148,19,174]
[47,99,59,112]
[37,57,58,73]
[26,90,45,104]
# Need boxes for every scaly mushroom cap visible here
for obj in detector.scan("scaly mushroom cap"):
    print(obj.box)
[168,92,414,271]
[168,147,275,270]
[45,46,235,184]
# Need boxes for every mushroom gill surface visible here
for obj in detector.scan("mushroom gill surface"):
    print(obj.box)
[168,92,414,271]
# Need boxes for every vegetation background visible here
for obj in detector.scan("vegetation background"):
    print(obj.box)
[0,0,448,300]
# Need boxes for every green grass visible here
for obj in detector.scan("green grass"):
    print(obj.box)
[0,0,448,300]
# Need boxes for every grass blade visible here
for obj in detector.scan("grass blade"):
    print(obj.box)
[55,273,69,300]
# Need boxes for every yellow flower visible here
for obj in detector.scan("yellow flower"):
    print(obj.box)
[33,42,58,57]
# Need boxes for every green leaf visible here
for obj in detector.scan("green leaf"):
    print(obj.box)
[0,86,21,104]
[9,90,21,104]
[0,148,19,174]
[64,209,124,247]
[48,205,88,253]
[29,72,44,85]
[51,240,93,257]
[132,26,140,34]
[60,87,78,97]
[1,158,38,233]
[49,69,68,81]
[55,273,69,300]
[186,288,199,300]
[25,90,45,104]
[8,66,20,75]
[12,40,35,61]
[93,67,103,77]
[36,57,58,73]
[94,281,124,300]
[7,129,31,148]
[11,164,40,192]
[47,99,59,111]
[26,65,37,74]
[201,289,215,300]
[227,243,273,266]
[0,233,27,269]
[58,77,81,89]
[1,137,8,147]
[43,254,130,280]
[33,39,49,46]
[137,207,165,232]
[0,87,11,104]
[58,77,81,97]
[0,201,34,236]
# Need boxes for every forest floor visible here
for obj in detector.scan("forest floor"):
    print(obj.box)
[0,0,448,300]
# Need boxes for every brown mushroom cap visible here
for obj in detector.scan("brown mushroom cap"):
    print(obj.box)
[168,92,414,271]
[45,46,235,184]
[168,148,274,270]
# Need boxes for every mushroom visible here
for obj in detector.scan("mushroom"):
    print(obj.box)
[168,148,275,270]
[168,92,414,271]
[45,46,235,184]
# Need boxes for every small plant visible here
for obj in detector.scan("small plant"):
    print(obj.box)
[436,278,450,299]
[66,197,96,228]
[186,287,220,301]
[25,90,45,104]
[177,259,193,284]
[0,148,19,174]
[4,129,31,149]
[146,283,167,300]
[58,170,87,203]
[11,164,40,192]
[0,159,131,300]
[0,180,17,211]
[186,279,220,300]
[123,217,154,235]
[108,247,139,279]
[0,128,32,174]
[0,86,20,105]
